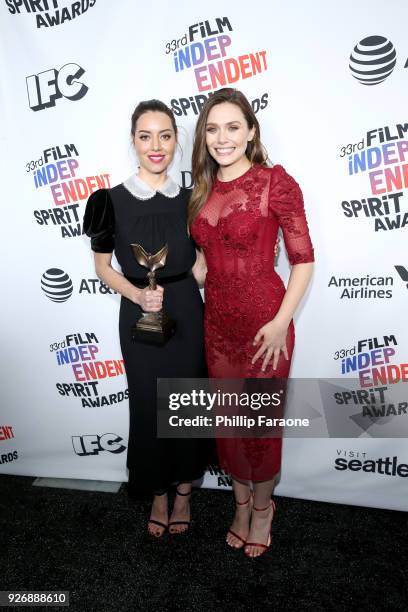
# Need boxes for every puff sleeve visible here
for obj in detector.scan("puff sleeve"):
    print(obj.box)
[268,165,314,265]
[83,188,115,253]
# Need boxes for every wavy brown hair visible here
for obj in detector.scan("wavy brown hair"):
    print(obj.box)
[188,88,269,226]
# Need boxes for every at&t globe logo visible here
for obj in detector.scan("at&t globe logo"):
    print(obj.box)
[349,35,396,85]
[41,268,73,303]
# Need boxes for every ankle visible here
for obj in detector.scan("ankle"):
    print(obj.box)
[252,507,271,519]
[173,494,190,509]
[253,499,274,512]
[234,490,252,505]
[252,501,275,521]
[235,502,251,514]
[176,484,192,496]
[152,494,167,510]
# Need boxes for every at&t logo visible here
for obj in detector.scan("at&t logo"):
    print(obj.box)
[26,63,88,111]
[41,268,73,303]
[349,35,397,85]
[41,268,118,303]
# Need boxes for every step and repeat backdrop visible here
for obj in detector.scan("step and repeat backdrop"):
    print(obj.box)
[1,0,407,511]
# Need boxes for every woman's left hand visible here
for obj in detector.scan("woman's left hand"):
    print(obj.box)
[251,319,289,372]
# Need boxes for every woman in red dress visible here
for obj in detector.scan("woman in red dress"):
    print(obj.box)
[190,88,314,558]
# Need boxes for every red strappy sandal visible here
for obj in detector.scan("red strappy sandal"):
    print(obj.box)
[244,499,276,558]
[226,492,253,549]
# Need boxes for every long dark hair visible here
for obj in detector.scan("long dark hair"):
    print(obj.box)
[130,99,177,138]
[188,88,268,226]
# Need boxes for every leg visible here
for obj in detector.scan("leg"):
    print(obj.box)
[226,476,252,549]
[148,489,169,537]
[169,481,192,534]
[244,477,276,558]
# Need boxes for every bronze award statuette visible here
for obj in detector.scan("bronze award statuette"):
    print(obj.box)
[130,243,176,345]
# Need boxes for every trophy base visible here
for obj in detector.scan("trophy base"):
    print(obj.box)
[131,312,176,345]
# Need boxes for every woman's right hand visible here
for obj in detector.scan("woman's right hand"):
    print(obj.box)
[134,286,164,312]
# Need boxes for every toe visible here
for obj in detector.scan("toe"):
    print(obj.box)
[227,533,243,548]
[148,523,166,537]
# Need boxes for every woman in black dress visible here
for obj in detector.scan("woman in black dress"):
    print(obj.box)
[83,100,208,537]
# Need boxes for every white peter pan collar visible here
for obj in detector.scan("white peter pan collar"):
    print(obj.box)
[122,173,180,200]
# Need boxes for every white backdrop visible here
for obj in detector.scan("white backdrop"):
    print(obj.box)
[1,0,407,511]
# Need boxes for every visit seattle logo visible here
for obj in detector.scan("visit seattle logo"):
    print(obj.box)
[27,144,111,239]
[339,122,408,232]
[50,331,128,408]
[166,16,269,117]
[333,334,408,418]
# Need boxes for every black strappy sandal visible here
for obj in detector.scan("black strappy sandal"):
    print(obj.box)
[147,518,167,537]
[148,490,168,537]
[168,487,191,534]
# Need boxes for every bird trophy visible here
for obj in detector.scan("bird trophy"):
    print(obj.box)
[130,243,176,345]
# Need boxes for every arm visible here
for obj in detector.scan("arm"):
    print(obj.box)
[94,252,162,312]
[252,262,313,371]
[84,189,162,312]
[192,248,207,287]
[252,166,314,371]
[273,262,313,328]
[94,252,163,313]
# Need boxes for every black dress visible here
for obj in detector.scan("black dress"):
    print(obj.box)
[83,174,208,498]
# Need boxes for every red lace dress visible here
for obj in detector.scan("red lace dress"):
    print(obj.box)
[191,164,314,481]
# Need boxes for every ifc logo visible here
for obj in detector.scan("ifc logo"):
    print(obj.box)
[349,35,396,85]
[41,268,73,303]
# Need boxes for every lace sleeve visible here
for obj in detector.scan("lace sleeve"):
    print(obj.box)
[268,165,314,265]
[83,189,115,253]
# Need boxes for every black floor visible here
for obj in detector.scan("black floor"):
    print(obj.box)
[1,474,407,612]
